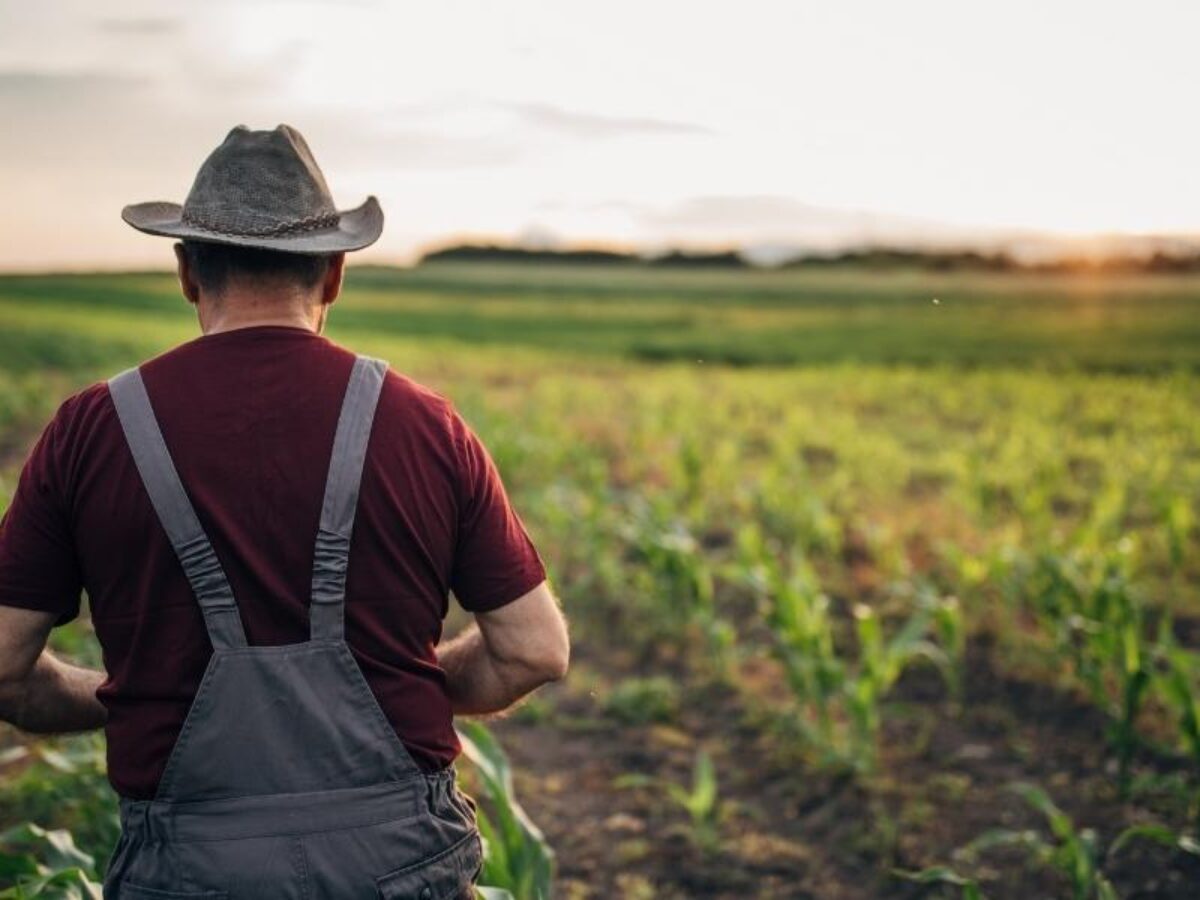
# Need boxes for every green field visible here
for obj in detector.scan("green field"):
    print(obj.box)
[1,264,1199,899]
[3,265,1200,373]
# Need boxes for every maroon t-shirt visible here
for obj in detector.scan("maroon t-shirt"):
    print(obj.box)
[0,325,547,799]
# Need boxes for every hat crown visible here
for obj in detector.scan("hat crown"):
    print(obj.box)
[181,125,339,237]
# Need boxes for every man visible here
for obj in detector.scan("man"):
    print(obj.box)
[0,124,569,899]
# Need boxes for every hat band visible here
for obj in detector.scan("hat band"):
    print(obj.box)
[180,208,340,238]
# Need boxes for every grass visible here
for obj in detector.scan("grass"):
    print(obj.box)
[3,264,1200,372]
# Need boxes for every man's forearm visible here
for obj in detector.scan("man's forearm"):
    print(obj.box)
[438,625,556,716]
[0,650,106,734]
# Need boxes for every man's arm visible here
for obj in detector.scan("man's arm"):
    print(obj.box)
[438,580,569,716]
[0,606,106,734]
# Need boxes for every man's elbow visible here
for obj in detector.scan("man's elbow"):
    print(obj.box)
[539,636,570,683]
[546,610,572,682]
[517,628,570,688]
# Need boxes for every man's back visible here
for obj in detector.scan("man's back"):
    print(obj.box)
[0,124,567,899]
[0,324,547,799]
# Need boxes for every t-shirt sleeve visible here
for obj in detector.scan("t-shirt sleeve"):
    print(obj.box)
[0,399,84,625]
[447,407,547,613]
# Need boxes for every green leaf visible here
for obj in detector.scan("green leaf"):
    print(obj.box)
[1011,783,1074,844]
[1109,824,1178,857]
[893,865,974,886]
[0,866,103,899]
[892,867,987,899]
[963,827,1047,860]
[689,752,717,818]
[456,722,554,900]
[0,823,95,874]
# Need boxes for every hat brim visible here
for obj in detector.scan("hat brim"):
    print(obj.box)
[121,196,383,254]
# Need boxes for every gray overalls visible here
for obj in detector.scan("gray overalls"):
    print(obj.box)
[102,355,483,900]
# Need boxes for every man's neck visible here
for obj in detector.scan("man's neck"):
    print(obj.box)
[197,289,325,336]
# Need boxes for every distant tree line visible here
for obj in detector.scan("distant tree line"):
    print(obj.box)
[419,244,746,268]
[417,242,1200,274]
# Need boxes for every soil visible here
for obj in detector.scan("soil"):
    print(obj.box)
[488,634,1200,899]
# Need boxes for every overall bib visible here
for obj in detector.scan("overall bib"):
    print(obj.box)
[102,355,483,900]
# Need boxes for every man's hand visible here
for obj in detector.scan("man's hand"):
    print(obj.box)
[438,580,569,716]
[0,606,106,734]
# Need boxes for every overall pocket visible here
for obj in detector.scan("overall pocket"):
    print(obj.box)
[117,884,228,900]
[375,831,483,900]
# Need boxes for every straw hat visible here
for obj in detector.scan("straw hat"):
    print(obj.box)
[122,124,383,254]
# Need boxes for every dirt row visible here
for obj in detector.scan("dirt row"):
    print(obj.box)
[489,636,1200,899]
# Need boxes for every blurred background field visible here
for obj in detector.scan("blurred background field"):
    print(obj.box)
[1,261,1198,898]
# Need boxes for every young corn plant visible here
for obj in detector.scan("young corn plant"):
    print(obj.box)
[738,525,844,763]
[1160,641,1200,828]
[0,734,117,886]
[664,751,721,854]
[963,784,1118,900]
[603,677,681,726]
[932,593,967,701]
[1157,491,1194,575]
[1090,559,1153,799]
[621,500,734,675]
[616,750,722,854]
[849,598,954,760]
[920,782,1200,900]
[892,866,988,900]
[1023,547,1155,798]
[738,524,956,773]
[456,721,554,900]
[0,822,102,899]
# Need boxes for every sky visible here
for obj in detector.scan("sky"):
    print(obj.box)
[1,0,1198,270]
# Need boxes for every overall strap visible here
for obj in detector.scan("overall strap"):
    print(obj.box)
[310,355,389,641]
[108,368,248,650]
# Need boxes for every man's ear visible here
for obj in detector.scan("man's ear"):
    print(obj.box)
[320,253,346,306]
[173,243,201,305]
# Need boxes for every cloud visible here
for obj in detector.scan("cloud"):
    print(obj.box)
[498,101,712,138]
[0,69,163,172]
[351,129,522,169]
[639,195,882,232]
[297,112,524,171]
[629,194,1022,255]
[96,17,181,36]
[0,69,148,95]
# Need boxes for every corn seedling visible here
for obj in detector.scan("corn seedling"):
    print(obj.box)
[620,501,735,675]
[0,823,102,899]
[0,736,116,881]
[456,722,554,900]
[850,597,954,759]
[919,784,1200,900]
[616,750,721,854]
[963,783,1117,900]
[1019,548,1157,798]
[1160,642,1200,828]
[603,677,680,726]
[892,866,988,900]
[664,751,721,853]
[739,524,955,772]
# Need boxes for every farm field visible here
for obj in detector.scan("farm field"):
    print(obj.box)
[1,263,1199,899]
